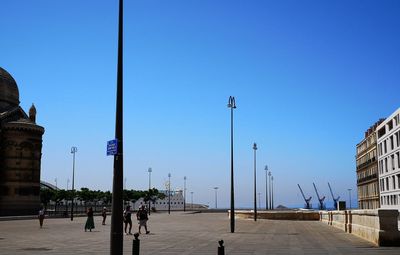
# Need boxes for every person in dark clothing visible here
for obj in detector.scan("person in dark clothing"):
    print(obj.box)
[136,205,150,234]
[85,207,95,232]
[123,205,132,235]
[38,207,45,228]
[102,207,107,225]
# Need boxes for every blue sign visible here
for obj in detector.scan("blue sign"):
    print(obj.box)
[107,139,118,156]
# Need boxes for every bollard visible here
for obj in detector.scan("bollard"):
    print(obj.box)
[218,240,225,255]
[132,233,140,255]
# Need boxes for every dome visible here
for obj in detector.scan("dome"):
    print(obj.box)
[0,67,20,110]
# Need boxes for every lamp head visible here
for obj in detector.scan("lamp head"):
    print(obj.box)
[227,96,236,108]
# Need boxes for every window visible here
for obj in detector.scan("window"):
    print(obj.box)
[384,140,387,154]
[390,136,394,150]
[397,131,400,147]
[378,127,386,138]
[392,176,396,189]
[397,152,400,169]
[392,155,395,170]
[385,158,388,172]
[398,174,400,189]
[386,177,389,190]
[388,120,393,131]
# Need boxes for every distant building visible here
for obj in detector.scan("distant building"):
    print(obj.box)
[377,108,400,209]
[132,190,208,211]
[0,67,45,216]
[356,119,384,209]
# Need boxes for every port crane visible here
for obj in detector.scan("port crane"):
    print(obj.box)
[297,184,312,209]
[313,183,326,210]
[328,182,340,209]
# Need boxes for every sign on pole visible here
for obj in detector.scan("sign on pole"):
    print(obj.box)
[107,139,118,156]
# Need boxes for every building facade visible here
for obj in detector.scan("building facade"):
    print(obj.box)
[132,190,208,211]
[356,120,384,209]
[0,67,45,216]
[377,108,400,210]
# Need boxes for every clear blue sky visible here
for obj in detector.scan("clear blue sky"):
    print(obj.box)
[1,0,399,209]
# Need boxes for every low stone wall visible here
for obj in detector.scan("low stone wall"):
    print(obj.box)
[230,210,320,221]
[319,209,400,246]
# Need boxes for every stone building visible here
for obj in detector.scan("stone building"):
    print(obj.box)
[377,108,400,209]
[0,67,45,216]
[356,119,384,209]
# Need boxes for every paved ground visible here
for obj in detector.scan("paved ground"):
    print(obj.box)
[0,212,399,254]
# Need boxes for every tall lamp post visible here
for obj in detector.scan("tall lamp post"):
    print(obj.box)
[214,187,219,209]
[184,176,187,212]
[110,0,124,253]
[168,173,171,214]
[148,168,152,214]
[268,171,272,210]
[265,165,269,210]
[190,191,194,210]
[271,176,274,209]
[227,96,236,233]
[70,146,77,221]
[258,192,261,210]
[348,188,352,209]
[253,143,257,221]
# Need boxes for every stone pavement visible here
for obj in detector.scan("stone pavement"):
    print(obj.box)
[0,212,399,254]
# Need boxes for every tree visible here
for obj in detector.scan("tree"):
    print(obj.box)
[40,188,55,210]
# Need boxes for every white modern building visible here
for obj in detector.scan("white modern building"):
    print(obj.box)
[132,190,208,211]
[377,107,400,209]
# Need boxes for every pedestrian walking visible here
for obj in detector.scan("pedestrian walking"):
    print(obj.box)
[102,207,107,225]
[136,205,150,234]
[123,205,132,235]
[84,207,95,232]
[38,207,45,228]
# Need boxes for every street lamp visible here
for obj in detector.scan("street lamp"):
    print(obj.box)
[110,0,124,253]
[265,165,269,210]
[268,171,272,210]
[214,187,219,209]
[227,96,236,233]
[184,176,187,212]
[70,146,77,221]
[148,167,152,214]
[168,173,171,214]
[253,142,257,221]
[258,192,261,210]
[271,176,274,210]
[148,168,152,189]
[190,191,194,210]
[348,188,352,209]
